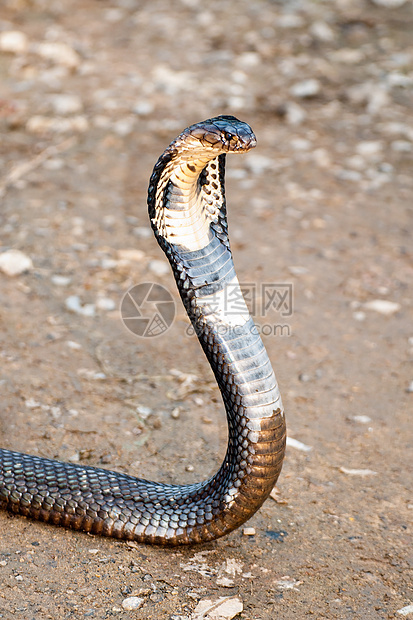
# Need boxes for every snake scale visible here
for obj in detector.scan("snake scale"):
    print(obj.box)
[0,116,286,545]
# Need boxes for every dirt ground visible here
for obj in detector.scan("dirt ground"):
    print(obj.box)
[0,0,412,618]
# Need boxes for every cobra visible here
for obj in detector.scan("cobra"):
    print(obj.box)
[0,116,286,545]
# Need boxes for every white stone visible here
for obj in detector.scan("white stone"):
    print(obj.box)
[363,299,401,315]
[26,115,89,133]
[121,597,144,610]
[392,140,413,152]
[287,437,312,452]
[243,527,256,536]
[371,0,407,6]
[0,249,33,276]
[352,415,372,424]
[96,297,115,311]
[148,259,170,276]
[51,275,72,286]
[192,596,243,620]
[0,30,28,54]
[340,467,377,476]
[117,249,145,262]
[310,21,335,42]
[65,295,96,317]
[285,102,306,125]
[49,94,83,115]
[35,42,81,68]
[133,101,154,116]
[290,79,321,98]
[397,605,413,617]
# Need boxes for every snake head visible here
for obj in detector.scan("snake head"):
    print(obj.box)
[179,115,257,156]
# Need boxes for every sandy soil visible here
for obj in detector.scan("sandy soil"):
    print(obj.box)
[0,1,412,618]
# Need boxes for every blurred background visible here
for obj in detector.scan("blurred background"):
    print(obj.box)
[0,1,412,618]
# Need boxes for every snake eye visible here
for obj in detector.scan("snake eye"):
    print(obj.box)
[224,132,236,142]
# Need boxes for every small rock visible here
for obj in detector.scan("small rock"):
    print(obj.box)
[0,30,29,54]
[290,79,321,98]
[352,415,372,424]
[356,141,383,161]
[298,373,311,382]
[275,576,302,591]
[286,437,312,452]
[136,405,152,419]
[245,154,274,175]
[148,259,170,276]
[285,102,306,125]
[26,115,89,134]
[363,299,401,315]
[133,100,154,116]
[0,249,33,276]
[243,527,256,536]
[51,275,72,286]
[133,227,152,238]
[65,295,96,317]
[353,311,366,322]
[391,140,413,152]
[310,21,335,42]
[371,0,407,6]
[117,249,145,262]
[48,94,83,115]
[96,297,115,311]
[121,597,144,611]
[216,577,235,587]
[405,381,413,394]
[340,467,377,476]
[35,41,81,68]
[192,596,243,620]
[66,340,82,350]
[396,604,413,616]
[171,407,181,419]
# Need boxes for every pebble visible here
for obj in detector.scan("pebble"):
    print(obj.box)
[26,115,89,134]
[121,597,144,610]
[286,437,313,452]
[371,0,407,5]
[0,30,28,54]
[397,605,413,616]
[136,405,152,419]
[0,249,33,276]
[65,295,96,317]
[51,275,72,286]
[35,41,81,69]
[340,467,377,476]
[353,311,366,322]
[391,140,413,153]
[275,576,302,591]
[310,21,335,42]
[96,297,116,311]
[363,299,401,315]
[48,94,83,115]
[290,79,321,98]
[192,596,243,620]
[148,259,170,276]
[133,227,152,238]
[117,248,145,262]
[285,101,306,125]
[66,340,83,351]
[405,381,413,394]
[352,415,372,424]
[243,527,256,536]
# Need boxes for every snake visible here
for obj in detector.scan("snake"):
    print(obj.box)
[0,115,286,545]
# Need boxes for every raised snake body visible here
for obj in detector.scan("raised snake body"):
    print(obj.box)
[0,116,286,545]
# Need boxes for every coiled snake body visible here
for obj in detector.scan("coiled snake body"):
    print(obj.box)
[0,116,286,545]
